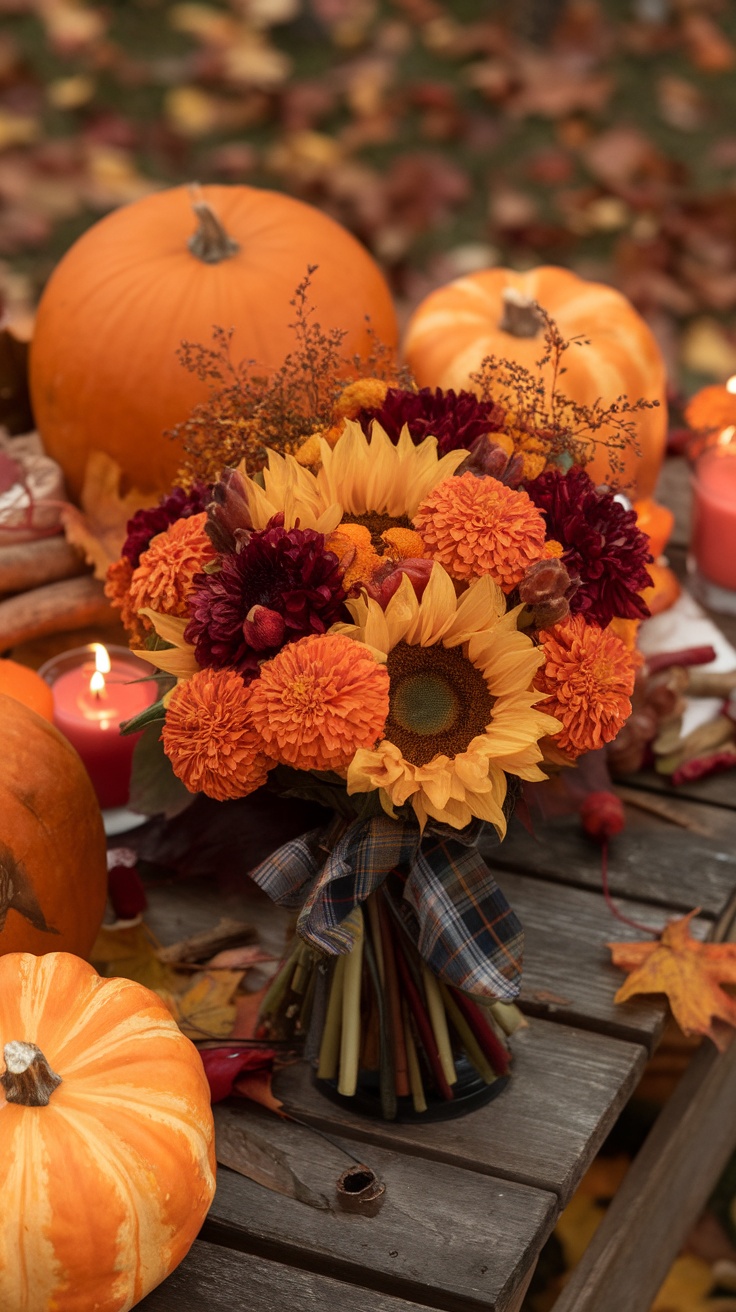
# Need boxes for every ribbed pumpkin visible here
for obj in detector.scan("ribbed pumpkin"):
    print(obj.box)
[0,693,107,956]
[0,951,216,1311]
[30,184,399,499]
[0,660,54,722]
[403,266,668,499]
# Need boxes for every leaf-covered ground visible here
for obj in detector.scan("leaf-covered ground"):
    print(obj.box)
[2,0,736,393]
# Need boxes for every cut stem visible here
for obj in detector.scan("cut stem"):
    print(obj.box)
[402,1001,427,1114]
[421,964,457,1087]
[338,909,364,1098]
[188,185,240,265]
[1,1042,62,1106]
[499,287,542,338]
[317,955,346,1081]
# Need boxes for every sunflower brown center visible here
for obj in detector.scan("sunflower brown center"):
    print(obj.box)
[385,642,494,767]
[343,512,413,553]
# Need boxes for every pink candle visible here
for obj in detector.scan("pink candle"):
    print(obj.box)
[39,645,157,810]
[690,445,736,593]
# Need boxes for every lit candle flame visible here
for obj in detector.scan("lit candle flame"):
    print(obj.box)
[726,376,736,396]
[718,425,736,447]
[89,670,106,697]
[89,644,110,699]
[93,643,111,674]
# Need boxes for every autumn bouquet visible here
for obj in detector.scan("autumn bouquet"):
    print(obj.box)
[105,308,652,1118]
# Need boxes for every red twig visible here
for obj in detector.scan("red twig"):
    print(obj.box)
[600,841,660,937]
[645,646,717,675]
[388,921,454,1101]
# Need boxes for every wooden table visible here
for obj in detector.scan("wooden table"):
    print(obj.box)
[133,462,736,1312]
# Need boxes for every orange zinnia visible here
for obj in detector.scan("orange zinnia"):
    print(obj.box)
[534,615,636,760]
[248,633,389,772]
[162,667,274,801]
[127,513,216,625]
[413,471,547,592]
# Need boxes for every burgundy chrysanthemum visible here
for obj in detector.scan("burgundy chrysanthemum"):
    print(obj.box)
[122,484,211,568]
[185,519,349,679]
[525,466,653,627]
[358,387,505,455]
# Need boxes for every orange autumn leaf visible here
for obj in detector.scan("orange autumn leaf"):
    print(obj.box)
[609,910,736,1051]
[234,1069,283,1116]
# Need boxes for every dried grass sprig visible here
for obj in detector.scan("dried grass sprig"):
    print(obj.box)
[471,304,658,486]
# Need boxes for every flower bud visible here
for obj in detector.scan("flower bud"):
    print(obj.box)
[242,605,286,651]
[519,557,572,605]
[208,467,254,553]
[531,597,570,629]
[366,558,434,606]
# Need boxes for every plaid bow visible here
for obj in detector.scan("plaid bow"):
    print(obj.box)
[249,813,522,1001]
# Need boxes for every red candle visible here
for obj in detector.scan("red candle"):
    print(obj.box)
[39,645,157,810]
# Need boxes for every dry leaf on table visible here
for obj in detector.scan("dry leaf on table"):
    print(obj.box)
[60,451,157,579]
[610,910,736,1050]
[91,921,184,995]
[159,969,245,1040]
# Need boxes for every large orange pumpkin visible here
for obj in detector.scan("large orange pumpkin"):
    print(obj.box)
[0,951,215,1311]
[1,694,107,956]
[403,266,668,499]
[30,184,399,499]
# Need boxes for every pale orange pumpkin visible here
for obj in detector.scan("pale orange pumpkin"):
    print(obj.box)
[0,660,54,722]
[0,951,216,1311]
[0,693,107,956]
[403,266,668,499]
[30,184,398,499]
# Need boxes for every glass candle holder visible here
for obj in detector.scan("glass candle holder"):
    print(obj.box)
[38,644,158,831]
[688,444,736,617]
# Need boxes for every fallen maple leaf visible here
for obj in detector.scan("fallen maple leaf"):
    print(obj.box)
[91,921,183,995]
[610,911,736,1051]
[60,451,157,580]
[159,969,244,1040]
[234,1069,283,1115]
[199,1045,276,1102]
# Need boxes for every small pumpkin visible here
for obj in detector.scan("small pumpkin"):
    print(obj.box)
[30,184,399,499]
[641,561,681,617]
[0,659,54,722]
[0,951,216,1311]
[0,693,107,956]
[403,265,668,499]
[634,497,674,560]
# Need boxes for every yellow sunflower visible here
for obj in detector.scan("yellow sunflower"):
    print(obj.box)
[334,563,560,833]
[226,419,465,544]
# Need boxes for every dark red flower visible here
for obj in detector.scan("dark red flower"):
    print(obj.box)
[185,518,349,679]
[358,386,505,455]
[122,484,211,568]
[525,466,653,627]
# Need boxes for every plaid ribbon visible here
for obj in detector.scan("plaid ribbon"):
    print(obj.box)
[249,813,522,1001]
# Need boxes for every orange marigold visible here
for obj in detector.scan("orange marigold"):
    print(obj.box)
[414,471,547,591]
[534,615,636,760]
[248,632,389,772]
[127,513,217,625]
[162,667,274,801]
[105,556,149,645]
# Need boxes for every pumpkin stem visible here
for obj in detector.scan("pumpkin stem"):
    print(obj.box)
[1,1041,62,1107]
[188,185,240,265]
[499,288,542,339]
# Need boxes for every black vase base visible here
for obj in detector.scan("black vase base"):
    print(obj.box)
[313,1056,510,1123]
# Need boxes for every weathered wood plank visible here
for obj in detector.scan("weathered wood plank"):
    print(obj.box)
[503,873,710,1050]
[274,1018,647,1207]
[204,1106,556,1312]
[489,800,736,916]
[622,765,736,814]
[137,1239,440,1312]
[552,1037,736,1312]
